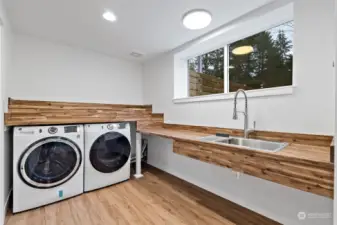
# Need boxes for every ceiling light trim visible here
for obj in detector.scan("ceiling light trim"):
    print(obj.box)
[182,9,212,30]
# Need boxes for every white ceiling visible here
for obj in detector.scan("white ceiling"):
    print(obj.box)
[5,0,273,61]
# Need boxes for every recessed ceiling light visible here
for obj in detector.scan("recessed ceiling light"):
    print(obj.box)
[232,46,254,55]
[103,10,117,22]
[182,9,212,30]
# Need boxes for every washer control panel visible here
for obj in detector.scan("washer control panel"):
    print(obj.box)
[48,127,58,134]
[15,125,83,136]
[64,126,78,133]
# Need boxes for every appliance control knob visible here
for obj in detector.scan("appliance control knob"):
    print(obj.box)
[48,127,58,134]
[107,124,119,130]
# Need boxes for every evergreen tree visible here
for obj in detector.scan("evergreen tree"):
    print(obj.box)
[209,48,224,78]
[274,30,292,64]
[229,34,257,85]
[251,31,278,86]
[188,21,294,92]
[272,29,293,87]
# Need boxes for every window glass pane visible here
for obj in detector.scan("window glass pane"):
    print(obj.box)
[228,21,293,92]
[188,48,224,97]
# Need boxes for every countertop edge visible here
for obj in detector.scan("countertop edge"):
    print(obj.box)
[138,128,334,169]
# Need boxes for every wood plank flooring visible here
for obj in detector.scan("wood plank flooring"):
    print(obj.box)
[6,166,281,225]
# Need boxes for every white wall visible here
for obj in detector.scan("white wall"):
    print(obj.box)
[9,34,144,104]
[144,0,335,136]
[143,0,334,224]
[0,0,12,224]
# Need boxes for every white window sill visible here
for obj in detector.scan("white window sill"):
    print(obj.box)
[173,86,295,104]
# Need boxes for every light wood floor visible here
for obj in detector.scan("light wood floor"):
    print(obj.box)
[6,165,281,225]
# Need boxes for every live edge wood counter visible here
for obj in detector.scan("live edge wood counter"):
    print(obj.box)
[138,127,334,199]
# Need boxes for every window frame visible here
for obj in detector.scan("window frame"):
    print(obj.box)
[185,20,294,100]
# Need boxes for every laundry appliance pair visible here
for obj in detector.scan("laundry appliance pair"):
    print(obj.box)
[13,123,131,213]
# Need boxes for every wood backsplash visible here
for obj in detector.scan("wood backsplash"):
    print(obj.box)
[5,98,333,147]
[5,99,163,128]
[163,123,333,147]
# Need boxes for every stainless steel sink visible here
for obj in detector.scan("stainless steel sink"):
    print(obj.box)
[199,135,230,142]
[199,135,288,152]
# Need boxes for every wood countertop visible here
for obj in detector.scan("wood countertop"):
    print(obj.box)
[138,126,332,165]
[5,99,164,129]
[6,99,334,198]
[138,126,334,198]
[139,126,209,141]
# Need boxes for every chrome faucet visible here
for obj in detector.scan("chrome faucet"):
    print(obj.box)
[232,89,253,138]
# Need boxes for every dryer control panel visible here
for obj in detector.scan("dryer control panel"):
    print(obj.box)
[107,123,128,130]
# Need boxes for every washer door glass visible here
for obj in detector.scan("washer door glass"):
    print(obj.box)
[20,137,81,189]
[90,132,131,173]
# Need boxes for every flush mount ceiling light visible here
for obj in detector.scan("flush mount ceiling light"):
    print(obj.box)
[103,10,117,22]
[232,46,254,55]
[182,9,212,30]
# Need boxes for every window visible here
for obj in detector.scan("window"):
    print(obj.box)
[188,48,224,96]
[187,21,293,97]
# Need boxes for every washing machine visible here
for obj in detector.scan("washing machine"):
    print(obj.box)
[84,123,131,192]
[13,125,84,213]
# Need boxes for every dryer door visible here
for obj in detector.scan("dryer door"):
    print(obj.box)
[90,132,131,173]
[19,137,82,189]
